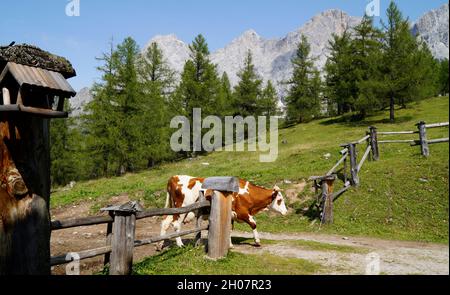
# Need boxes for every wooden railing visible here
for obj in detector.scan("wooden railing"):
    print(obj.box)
[50,176,239,275]
[50,201,211,274]
[309,121,448,224]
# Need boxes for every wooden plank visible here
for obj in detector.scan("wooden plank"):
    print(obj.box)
[109,213,136,275]
[202,177,239,192]
[357,145,371,172]
[378,139,416,144]
[207,191,232,259]
[417,121,429,157]
[134,225,208,248]
[50,245,112,266]
[410,138,449,146]
[368,126,379,161]
[425,122,449,128]
[356,135,370,144]
[326,153,347,176]
[2,87,11,105]
[378,131,418,135]
[332,185,352,202]
[348,143,359,186]
[104,214,113,266]
[51,215,113,230]
[136,201,210,219]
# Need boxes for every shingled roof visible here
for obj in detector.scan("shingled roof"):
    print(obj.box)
[0,44,76,78]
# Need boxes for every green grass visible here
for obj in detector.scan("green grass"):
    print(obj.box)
[132,245,322,275]
[51,96,449,243]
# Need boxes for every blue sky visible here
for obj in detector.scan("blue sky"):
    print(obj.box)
[0,0,447,91]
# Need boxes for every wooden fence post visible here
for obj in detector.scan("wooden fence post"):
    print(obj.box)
[208,191,233,259]
[368,126,379,161]
[348,143,359,186]
[417,121,429,157]
[320,175,336,224]
[202,177,239,260]
[103,212,113,267]
[194,190,206,247]
[102,202,142,275]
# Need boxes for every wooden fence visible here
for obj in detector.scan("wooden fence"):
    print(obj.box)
[309,121,448,224]
[50,177,239,275]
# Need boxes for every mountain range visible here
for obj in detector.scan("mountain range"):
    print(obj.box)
[71,4,449,115]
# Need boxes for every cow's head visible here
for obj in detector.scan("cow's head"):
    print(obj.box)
[269,185,288,215]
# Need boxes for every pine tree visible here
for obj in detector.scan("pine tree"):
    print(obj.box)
[233,50,263,117]
[352,15,384,117]
[380,1,418,122]
[260,80,280,117]
[50,101,79,185]
[84,40,118,177]
[285,35,321,123]
[325,31,355,116]
[438,59,449,95]
[171,34,221,154]
[138,42,176,167]
[217,72,234,116]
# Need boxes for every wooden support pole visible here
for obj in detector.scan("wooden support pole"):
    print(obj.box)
[417,121,429,157]
[348,143,359,186]
[320,176,335,224]
[194,191,206,247]
[102,202,142,275]
[103,213,113,267]
[369,126,379,161]
[109,211,136,275]
[207,191,232,259]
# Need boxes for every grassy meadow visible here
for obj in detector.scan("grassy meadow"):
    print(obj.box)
[51,96,449,243]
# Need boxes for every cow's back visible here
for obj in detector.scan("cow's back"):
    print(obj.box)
[166,175,205,208]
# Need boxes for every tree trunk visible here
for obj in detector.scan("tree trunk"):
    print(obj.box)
[389,94,395,122]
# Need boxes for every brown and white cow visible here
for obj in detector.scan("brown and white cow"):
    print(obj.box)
[157,175,287,250]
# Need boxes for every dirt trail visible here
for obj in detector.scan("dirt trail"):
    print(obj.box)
[50,196,448,275]
[231,231,449,275]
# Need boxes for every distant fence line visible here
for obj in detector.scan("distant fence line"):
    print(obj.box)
[309,121,449,224]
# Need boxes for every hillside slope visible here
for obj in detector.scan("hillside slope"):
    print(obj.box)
[52,96,449,243]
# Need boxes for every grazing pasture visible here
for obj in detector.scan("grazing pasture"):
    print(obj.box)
[51,96,449,245]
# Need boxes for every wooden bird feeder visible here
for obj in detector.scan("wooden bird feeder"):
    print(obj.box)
[0,44,76,274]
[0,44,76,118]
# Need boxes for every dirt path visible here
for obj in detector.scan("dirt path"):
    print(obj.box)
[50,196,448,275]
[231,231,449,275]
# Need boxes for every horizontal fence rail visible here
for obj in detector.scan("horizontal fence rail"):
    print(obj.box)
[50,200,212,274]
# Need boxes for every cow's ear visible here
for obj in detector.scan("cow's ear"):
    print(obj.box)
[273,185,281,192]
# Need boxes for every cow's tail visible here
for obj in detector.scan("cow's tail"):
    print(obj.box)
[164,192,171,208]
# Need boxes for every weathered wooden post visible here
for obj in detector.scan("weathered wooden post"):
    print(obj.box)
[348,143,359,186]
[417,121,429,157]
[194,190,206,247]
[202,177,239,260]
[103,212,113,267]
[320,175,336,224]
[368,126,379,161]
[0,45,76,274]
[102,201,142,275]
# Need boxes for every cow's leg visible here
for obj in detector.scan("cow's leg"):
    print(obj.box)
[243,214,260,247]
[172,213,187,247]
[156,215,173,251]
